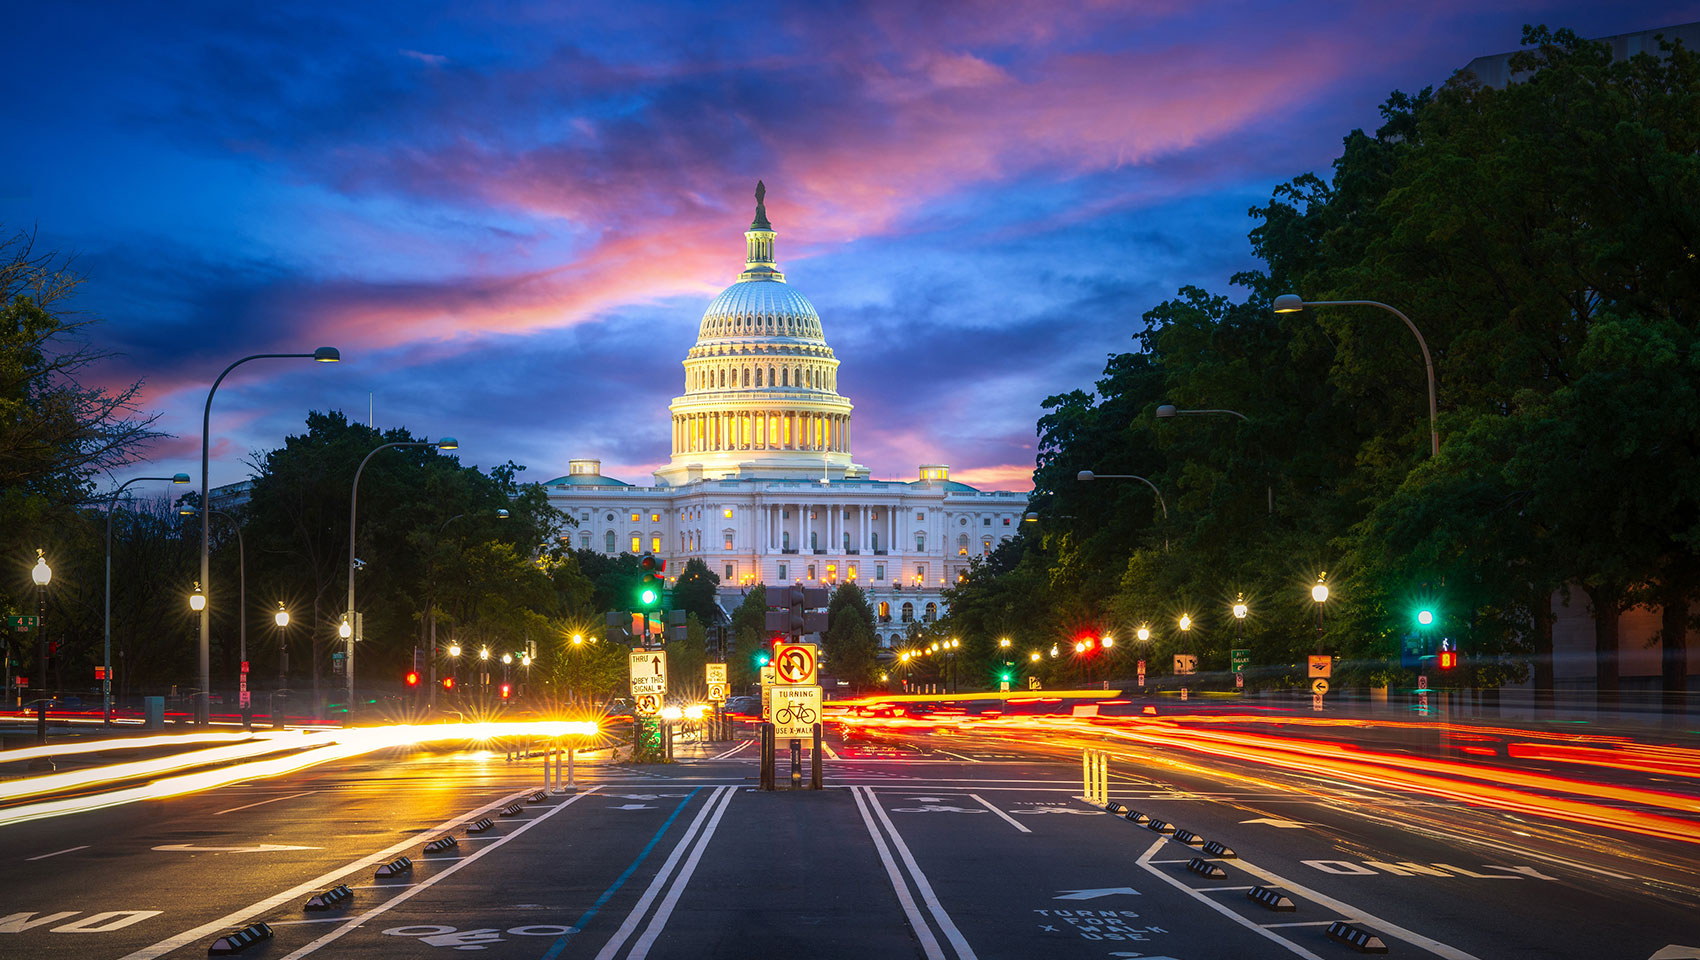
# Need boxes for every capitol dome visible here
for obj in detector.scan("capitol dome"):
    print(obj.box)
[655,182,862,486]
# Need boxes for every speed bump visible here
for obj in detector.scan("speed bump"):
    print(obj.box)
[207,922,273,954]
[374,856,414,878]
[422,835,459,854]
[1246,886,1295,911]
[466,817,495,833]
[1326,921,1389,953]
[303,884,352,911]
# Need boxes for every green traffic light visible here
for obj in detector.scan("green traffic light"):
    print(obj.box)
[756,654,770,666]
[1417,609,1434,626]
[640,587,658,606]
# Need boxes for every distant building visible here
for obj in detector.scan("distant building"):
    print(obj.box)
[545,187,1028,645]
[1459,20,1699,88]
[209,480,253,513]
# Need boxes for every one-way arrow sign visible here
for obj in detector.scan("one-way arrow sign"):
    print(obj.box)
[1053,887,1141,900]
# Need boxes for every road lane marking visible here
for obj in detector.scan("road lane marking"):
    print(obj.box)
[1133,838,1325,960]
[624,786,737,959]
[25,845,88,861]
[852,784,946,960]
[214,790,316,815]
[115,786,539,960]
[968,794,1031,833]
[860,785,980,960]
[540,789,705,959]
[276,788,602,959]
[1265,920,1357,928]
[591,787,733,960]
[707,741,749,760]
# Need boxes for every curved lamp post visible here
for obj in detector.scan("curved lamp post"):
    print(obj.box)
[1077,470,1169,550]
[104,472,190,724]
[198,347,340,725]
[346,437,458,721]
[1273,295,1438,457]
[1156,404,1272,514]
[182,504,251,728]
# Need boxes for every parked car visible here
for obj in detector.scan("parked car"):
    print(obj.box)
[726,696,760,717]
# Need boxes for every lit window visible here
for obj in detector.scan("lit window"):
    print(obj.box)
[631,512,639,522]
[807,565,816,579]
[630,536,640,553]
[724,508,734,518]
[848,565,857,579]
[878,601,889,618]
[827,564,836,580]
[651,536,661,552]
[724,534,734,550]
[1003,517,1011,526]
[915,512,924,521]
[916,564,926,581]
[651,513,660,523]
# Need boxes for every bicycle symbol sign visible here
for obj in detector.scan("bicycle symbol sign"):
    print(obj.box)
[771,684,821,738]
[773,643,817,685]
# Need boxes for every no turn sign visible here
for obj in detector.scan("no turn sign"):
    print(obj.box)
[773,643,818,685]
[706,682,728,702]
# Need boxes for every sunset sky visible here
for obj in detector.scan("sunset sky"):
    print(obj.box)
[3,2,1689,492]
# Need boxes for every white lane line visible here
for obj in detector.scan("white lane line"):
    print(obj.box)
[1225,853,1484,959]
[863,786,980,960]
[967,794,1030,834]
[933,750,981,762]
[115,787,535,960]
[591,787,731,960]
[25,845,89,861]
[278,787,602,959]
[708,740,750,760]
[851,785,946,960]
[1134,838,1324,960]
[822,741,841,760]
[1198,885,1257,892]
[215,790,317,815]
[1266,920,1355,928]
[625,787,737,960]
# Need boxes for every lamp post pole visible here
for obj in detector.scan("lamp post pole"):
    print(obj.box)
[346,438,457,723]
[1076,471,1169,549]
[273,604,290,728]
[31,550,51,744]
[186,507,250,728]
[1274,295,1438,457]
[198,347,340,725]
[105,473,189,725]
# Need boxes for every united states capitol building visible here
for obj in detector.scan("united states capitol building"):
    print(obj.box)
[544,185,1028,646]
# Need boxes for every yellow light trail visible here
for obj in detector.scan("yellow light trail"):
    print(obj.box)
[0,729,269,765]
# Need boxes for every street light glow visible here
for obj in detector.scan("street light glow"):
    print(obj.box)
[188,582,206,612]
[501,652,513,665]
[1233,595,1248,619]
[1102,636,1114,648]
[1418,609,1434,626]
[273,603,289,628]
[338,616,352,639]
[1030,651,1041,661]
[448,644,461,657]
[31,551,52,586]
[1312,577,1329,603]
[1137,625,1150,642]
[1178,615,1192,631]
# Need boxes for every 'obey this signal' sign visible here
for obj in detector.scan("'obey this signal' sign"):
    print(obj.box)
[629,651,668,699]
[773,643,817,685]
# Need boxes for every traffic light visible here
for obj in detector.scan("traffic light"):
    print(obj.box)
[764,585,830,636]
[1437,638,1457,670]
[638,553,664,608]
[755,651,771,668]
[405,671,420,687]
[500,683,512,699]
[442,677,455,690]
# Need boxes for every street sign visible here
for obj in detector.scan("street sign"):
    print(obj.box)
[760,664,776,719]
[1417,674,1430,716]
[1312,692,1324,711]
[1173,654,1197,675]
[635,692,662,715]
[1180,687,1189,701]
[706,663,727,685]
[999,680,1009,692]
[1311,678,1329,695]
[1027,676,1041,690]
[1308,655,1332,678]
[706,682,728,702]
[771,684,821,739]
[1235,672,1244,689]
[773,643,818,685]
[1231,648,1250,672]
[94,666,107,680]
[629,651,667,700]
[7,615,36,632]
[1137,659,1146,687]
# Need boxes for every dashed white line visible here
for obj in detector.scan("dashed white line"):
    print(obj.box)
[25,845,88,861]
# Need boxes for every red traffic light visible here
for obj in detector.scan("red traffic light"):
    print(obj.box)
[1438,651,1458,670]
[442,677,455,690]
[405,671,420,687]
[499,683,512,699]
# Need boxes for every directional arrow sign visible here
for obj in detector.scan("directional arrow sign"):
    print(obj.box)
[1053,887,1141,900]
[152,843,321,853]
[1239,817,1311,829]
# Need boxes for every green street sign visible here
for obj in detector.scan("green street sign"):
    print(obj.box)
[7,615,37,632]
[1230,648,1250,672]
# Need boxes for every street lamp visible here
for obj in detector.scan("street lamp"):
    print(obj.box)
[1136,625,1151,642]
[1156,405,1271,514]
[1029,651,1041,662]
[571,634,584,646]
[31,550,51,744]
[1233,596,1248,620]
[189,582,207,612]
[199,346,340,725]
[1311,574,1329,651]
[1178,614,1192,631]
[103,472,189,724]
[1101,635,1114,649]
[346,436,458,721]
[272,603,291,728]
[181,504,253,728]
[1273,294,1438,457]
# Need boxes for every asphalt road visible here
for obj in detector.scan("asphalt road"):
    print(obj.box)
[1,724,1696,959]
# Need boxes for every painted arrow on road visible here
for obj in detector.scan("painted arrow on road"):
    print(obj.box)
[1239,817,1311,828]
[152,843,320,853]
[1649,946,1700,959]
[1053,887,1141,900]
[609,803,656,810]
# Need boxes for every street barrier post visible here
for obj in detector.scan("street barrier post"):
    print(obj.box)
[759,722,775,790]
[811,722,823,789]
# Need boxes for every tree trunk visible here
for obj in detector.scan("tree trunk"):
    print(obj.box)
[1660,586,1689,719]
[1584,583,1620,717]
[1531,591,1555,717]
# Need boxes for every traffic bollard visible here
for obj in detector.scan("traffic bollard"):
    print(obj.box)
[790,738,802,789]
[811,722,823,789]
[759,722,775,790]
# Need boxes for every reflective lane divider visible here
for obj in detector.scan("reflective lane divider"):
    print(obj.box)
[302,885,352,912]
[1173,828,1206,846]
[1122,809,1150,825]
[465,817,495,833]
[1146,818,1175,834]
[1185,857,1228,878]
[1326,921,1390,954]
[500,800,524,816]
[422,836,459,854]
[528,789,547,803]
[1246,886,1296,912]
[1202,839,1237,858]
[1104,801,1126,814]
[374,856,413,879]
[207,922,273,955]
